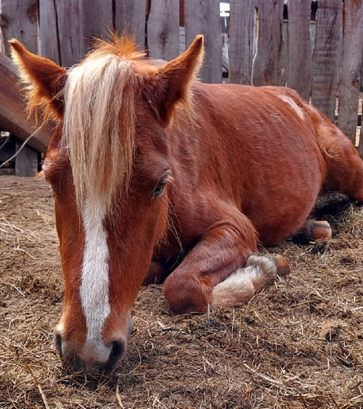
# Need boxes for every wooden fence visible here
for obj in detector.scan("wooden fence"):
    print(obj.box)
[1,0,363,175]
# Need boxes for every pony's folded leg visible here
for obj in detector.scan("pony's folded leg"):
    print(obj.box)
[211,254,290,308]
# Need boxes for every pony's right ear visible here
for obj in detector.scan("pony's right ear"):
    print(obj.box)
[9,39,67,120]
[147,35,204,127]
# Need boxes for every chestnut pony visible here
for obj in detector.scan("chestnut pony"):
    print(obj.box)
[10,35,363,373]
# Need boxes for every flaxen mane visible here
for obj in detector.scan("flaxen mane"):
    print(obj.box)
[63,38,146,211]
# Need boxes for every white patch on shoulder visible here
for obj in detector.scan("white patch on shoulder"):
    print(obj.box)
[79,198,111,363]
[277,94,305,120]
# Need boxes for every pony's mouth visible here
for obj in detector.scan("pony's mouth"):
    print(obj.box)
[54,334,126,374]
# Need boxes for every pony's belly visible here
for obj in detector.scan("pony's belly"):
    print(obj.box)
[249,188,321,246]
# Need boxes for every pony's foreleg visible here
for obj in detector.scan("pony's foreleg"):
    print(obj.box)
[162,214,290,314]
[211,254,290,308]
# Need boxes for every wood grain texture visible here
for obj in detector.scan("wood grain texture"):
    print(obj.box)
[0,0,39,175]
[55,0,83,66]
[38,0,60,64]
[287,0,312,100]
[185,0,222,83]
[0,52,51,154]
[311,0,342,121]
[337,0,363,145]
[147,0,179,60]
[115,0,147,50]
[228,0,256,85]
[14,138,38,176]
[82,0,113,53]
[253,0,284,86]
[0,0,38,56]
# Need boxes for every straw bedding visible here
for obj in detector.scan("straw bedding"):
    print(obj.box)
[0,176,362,409]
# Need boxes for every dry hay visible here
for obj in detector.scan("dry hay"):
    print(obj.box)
[0,176,362,409]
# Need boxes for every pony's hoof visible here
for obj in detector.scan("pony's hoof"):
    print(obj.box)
[310,220,332,241]
[274,254,290,277]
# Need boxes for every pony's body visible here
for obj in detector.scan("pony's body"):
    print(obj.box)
[10,35,363,373]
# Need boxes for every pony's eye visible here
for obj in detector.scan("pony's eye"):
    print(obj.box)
[152,180,166,198]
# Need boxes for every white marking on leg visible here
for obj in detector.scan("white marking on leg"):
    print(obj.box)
[80,198,111,364]
[211,255,278,308]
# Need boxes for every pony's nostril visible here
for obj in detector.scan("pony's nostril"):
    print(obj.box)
[54,333,63,355]
[104,340,125,372]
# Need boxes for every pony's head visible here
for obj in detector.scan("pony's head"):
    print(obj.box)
[10,35,203,372]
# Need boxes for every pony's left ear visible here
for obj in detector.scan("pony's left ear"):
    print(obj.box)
[149,35,204,127]
[9,39,67,121]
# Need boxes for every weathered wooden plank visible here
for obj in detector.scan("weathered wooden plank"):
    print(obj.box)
[82,0,113,52]
[147,0,179,61]
[311,0,342,122]
[0,0,39,176]
[38,0,84,67]
[38,0,60,64]
[287,0,312,100]
[0,52,52,154]
[228,0,255,85]
[253,0,284,86]
[56,0,83,66]
[337,0,363,146]
[185,0,222,83]
[115,0,147,50]
[14,139,38,176]
[0,0,38,56]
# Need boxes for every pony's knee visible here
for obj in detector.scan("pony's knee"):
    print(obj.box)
[163,273,211,314]
[211,254,290,308]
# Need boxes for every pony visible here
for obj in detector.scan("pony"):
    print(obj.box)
[10,35,363,373]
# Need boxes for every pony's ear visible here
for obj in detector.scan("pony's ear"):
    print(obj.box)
[149,35,204,127]
[9,39,67,121]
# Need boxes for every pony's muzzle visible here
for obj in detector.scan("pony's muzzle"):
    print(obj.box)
[54,331,127,373]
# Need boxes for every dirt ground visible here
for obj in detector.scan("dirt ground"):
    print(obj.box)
[0,176,362,409]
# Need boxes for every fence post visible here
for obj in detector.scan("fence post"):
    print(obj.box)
[228,0,255,85]
[311,0,342,122]
[253,0,284,86]
[82,0,113,53]
[184,0,222,83]
[147,0,179,61]
[337,0,363,147]
[115,0,147,51]
[0,0,39,176]
[287,0,312,100]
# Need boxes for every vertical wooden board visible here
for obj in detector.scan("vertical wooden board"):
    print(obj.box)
[55,0,83,66]
[360,120,363,158]
[311,0,342,121]
[115,0,147,50]
[228,0,255,85]
[287,0,312,100]
[185,0,222,83]
[253,0,284,86]
[337,0,363,145]
[147,0,179,61]
[38,0,60,64]
[82,0,113,53]
[0,0,38,55]
[0,0,39,176]
[14,139,38,177]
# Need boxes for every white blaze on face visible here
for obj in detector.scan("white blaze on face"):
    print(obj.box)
[79,198,111,364]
